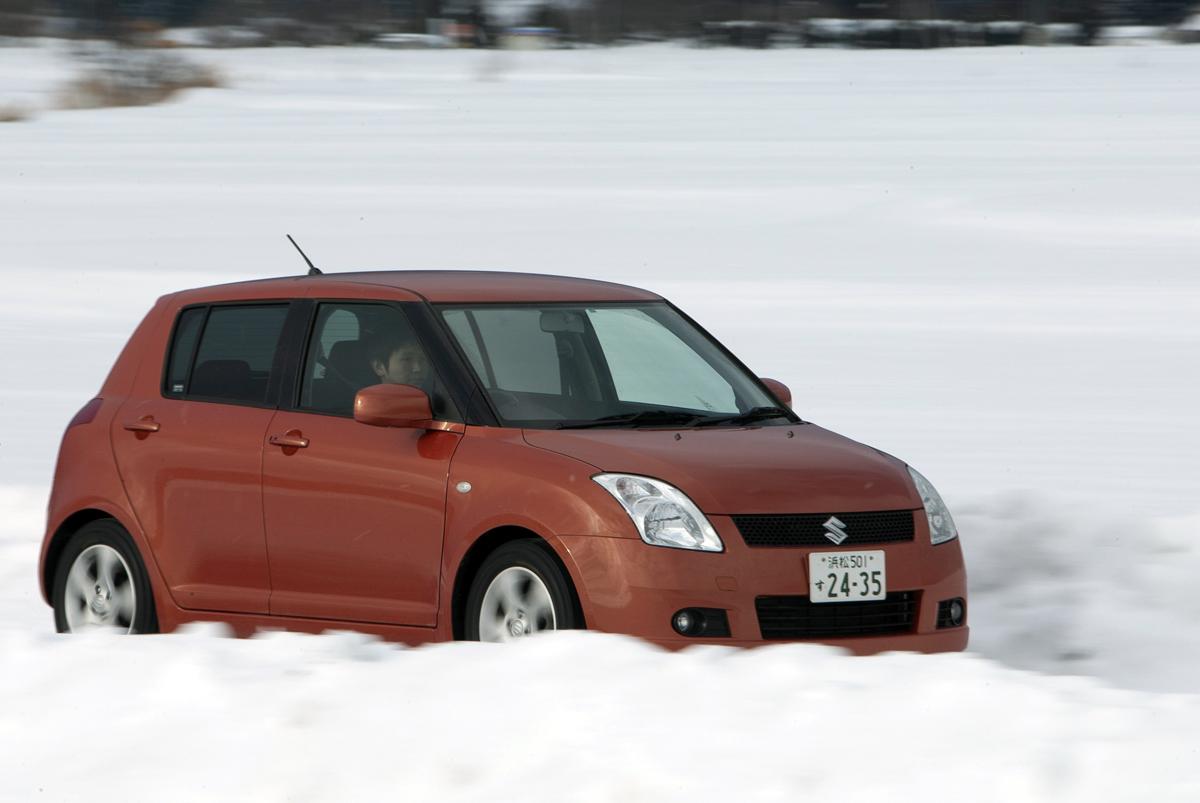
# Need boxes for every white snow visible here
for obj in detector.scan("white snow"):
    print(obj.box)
[1,42,1198,799]
[4,626,1200,802]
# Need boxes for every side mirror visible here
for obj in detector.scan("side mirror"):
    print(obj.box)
[759,377,792,408]
[354,384,432,428]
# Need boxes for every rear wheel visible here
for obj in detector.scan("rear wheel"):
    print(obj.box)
[53,519,157,634]
[465,540,578,642]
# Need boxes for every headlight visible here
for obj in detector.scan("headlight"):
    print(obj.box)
[593,474,724,552]
[907,466,958,545]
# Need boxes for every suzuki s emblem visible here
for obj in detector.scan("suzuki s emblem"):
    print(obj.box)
[822,516,849,545]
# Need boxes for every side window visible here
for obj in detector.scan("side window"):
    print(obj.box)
[187,305,289,405]
[163,307,206,396]
[299,303,456,419]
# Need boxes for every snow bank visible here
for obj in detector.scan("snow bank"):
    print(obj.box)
[2,41,1199,796]
[2,626,1198,802]
[5,484,1198,694]
[961,494,1200,693]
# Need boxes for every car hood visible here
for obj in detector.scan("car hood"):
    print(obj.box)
[522,424,919,514]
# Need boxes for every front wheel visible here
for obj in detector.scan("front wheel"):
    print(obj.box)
[52,519,158,634]
[465,540,578,642]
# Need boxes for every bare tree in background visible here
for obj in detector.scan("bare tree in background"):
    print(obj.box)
[0,0,43,36]
[5,0,1192,42]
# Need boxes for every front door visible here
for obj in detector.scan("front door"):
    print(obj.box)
[261,302,461,627]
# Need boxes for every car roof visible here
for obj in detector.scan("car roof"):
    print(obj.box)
[171,271,662,305]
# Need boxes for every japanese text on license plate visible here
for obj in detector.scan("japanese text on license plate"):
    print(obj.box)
[808,550,886,603]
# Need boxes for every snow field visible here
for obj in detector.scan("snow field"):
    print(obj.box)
[1,40,1199,799]
[3,626,1199,802]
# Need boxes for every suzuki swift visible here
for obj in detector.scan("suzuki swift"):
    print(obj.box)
[40,271,967,651]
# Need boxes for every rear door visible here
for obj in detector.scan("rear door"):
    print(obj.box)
[261,301,463,627]
[111,302,294,614]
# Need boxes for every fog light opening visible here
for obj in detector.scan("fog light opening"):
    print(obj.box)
[672,609,705,636]
[937,597,966,629]
[671,608,732,638]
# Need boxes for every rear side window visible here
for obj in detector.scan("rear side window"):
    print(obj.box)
[165,304,289,406]
[164,308,205,395]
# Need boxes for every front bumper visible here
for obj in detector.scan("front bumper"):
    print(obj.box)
[558,512,968,654]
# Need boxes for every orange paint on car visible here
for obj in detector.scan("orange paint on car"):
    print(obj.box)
[40,271,967,651]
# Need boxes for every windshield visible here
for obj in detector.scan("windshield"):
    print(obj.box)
[438,302,791,428]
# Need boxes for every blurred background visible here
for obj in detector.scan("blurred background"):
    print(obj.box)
[1,0,1199,45]
[1,2,1198,799]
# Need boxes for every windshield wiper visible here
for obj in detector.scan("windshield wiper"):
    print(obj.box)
[555,410,706,430]
[693,406,795,428]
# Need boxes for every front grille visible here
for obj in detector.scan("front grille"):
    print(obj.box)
[733,509,916,547]
[756,592,919,639]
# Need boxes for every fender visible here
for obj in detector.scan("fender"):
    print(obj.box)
[440,426,639,631]
[40,490,171,621]
[39,296,174,611]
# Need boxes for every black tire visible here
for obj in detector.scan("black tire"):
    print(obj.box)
[465,539,579,641]
[52,519,158,634]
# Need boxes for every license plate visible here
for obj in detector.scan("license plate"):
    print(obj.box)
[808,550,886,603]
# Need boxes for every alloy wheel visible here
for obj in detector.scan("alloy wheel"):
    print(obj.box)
[477,566,557,642]
[62,544,137,633]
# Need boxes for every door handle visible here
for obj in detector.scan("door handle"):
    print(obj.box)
[269,431,310,449]
[123,417,160,433]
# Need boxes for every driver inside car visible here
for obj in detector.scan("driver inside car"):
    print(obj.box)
[367,332,431,391]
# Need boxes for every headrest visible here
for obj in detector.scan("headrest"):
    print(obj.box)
[191,359,252,400]
[326,339,378,390]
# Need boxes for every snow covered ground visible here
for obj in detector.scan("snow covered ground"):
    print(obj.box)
[4,625,1200,802]
[1,42,1198,799]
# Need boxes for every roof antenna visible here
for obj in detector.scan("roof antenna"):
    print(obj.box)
[286,234,322,275]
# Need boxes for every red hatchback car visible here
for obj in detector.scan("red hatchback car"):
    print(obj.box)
[40,271,967,651]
